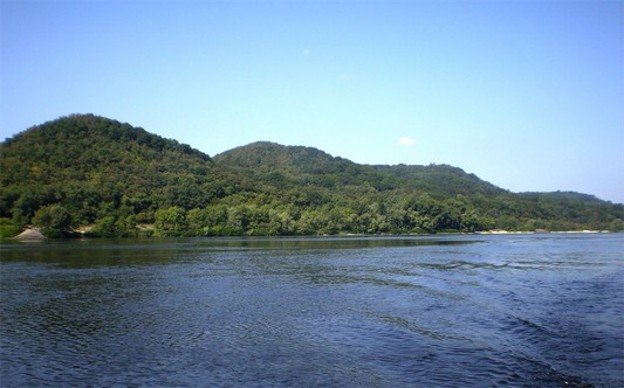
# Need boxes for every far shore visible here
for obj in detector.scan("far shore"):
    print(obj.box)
[3,227,615,241]
[477,229,610,235]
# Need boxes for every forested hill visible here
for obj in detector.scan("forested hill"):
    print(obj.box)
[214,141,394,190]
[371,164,504,197]
[1,114,223,236]
[1,114,623,237]
[214,142,502,197]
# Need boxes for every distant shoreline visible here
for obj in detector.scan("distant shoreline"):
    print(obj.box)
[2,227,616,241]
[477,229,610,235]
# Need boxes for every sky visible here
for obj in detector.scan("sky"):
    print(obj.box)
[1,0,623,203]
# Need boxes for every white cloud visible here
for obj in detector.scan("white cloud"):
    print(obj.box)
[398,137,415,147]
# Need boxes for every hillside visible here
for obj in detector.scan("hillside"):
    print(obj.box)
[214,142,502,197]
[214,141,395,190]
[0,114,222,235]
[371,164,505,197]
[1,115,623,237]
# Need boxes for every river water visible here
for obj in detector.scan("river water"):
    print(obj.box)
[1,234,622,387]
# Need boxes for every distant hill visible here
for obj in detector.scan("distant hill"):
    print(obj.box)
[215,141,352,175]
[1,114,622,237]
[371,164,505,197]
[215,142,503,197]
[214,141,394,190]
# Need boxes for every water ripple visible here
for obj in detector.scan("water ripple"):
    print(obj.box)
[1,234,622,386]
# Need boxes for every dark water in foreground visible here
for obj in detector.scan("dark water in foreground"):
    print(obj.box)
[1,234,623,387]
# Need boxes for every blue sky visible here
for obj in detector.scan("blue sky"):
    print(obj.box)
[2,0,623,203]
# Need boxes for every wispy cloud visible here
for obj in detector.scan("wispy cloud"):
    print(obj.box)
[302,48,311,56]
[398,137,415,147]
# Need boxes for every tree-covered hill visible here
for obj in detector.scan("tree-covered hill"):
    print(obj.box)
[0,114,224,235]
[214,141,395,190]
[1,114,622,237]
[215,142,504,197]
[371,164,505,198]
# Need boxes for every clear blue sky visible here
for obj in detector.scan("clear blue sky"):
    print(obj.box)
[2,0,623,203]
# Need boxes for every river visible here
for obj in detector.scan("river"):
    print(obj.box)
[1,234,622,387]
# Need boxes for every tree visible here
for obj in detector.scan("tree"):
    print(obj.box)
[32,204,73,237]
[154,206,187,236]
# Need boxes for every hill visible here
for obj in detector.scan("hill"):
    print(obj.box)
[0,114,222,236]
[371,164,504,197]
[214,142,503,197]
[214,141,395,190]
[1,114,623,237]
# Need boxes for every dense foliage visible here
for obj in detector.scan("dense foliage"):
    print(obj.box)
[1,114,622,237]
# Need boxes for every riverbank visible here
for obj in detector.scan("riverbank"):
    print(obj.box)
[477,229,610,235]
[12,227,45,241]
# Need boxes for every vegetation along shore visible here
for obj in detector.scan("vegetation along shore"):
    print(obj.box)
[1,114,622,238]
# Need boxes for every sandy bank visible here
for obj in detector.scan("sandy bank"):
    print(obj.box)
[13,227,46,241]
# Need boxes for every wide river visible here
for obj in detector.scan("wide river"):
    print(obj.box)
[1,234,622,387]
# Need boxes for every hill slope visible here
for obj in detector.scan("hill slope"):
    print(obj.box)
[214,141,394,190]
[371,164,505,197]
[1,114,220,232]
[215,142,504,197]
[1,115,622,237]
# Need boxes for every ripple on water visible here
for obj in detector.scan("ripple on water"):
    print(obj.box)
[1,235,622,386]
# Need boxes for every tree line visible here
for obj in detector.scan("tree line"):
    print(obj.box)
[1,114,622,238]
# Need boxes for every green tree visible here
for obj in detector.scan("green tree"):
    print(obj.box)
[32,204,73,237]
[0,217,21,238]
[154,206,187,236]
[93,216,118,237]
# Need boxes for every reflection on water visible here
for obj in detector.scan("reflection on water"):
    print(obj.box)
[0,235,481,266]
[1,234,623,386]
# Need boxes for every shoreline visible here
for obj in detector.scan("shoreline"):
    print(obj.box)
[477,229,610,235]
[3,228,614,241]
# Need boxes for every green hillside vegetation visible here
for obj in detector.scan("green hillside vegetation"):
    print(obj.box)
[1,114,222,237]
[1,114,622,238]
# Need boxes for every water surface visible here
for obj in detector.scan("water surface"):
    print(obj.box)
[1,234,622,386]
